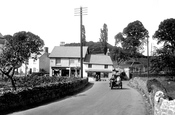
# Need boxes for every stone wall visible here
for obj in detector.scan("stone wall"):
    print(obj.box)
[154,91,175,115]
[128,77,175,115]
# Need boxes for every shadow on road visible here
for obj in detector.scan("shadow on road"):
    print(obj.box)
[110,87,130,90]
[71,82,94,97]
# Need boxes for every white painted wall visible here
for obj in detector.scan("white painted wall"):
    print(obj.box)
[84,64,113,70]
[28,58,39,72]
[61,59,69,66]
[84,63,113,78]
[18,58,40,75]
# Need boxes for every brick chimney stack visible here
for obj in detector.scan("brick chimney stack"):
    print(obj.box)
[44,47,48,53]
[60,41,65,46]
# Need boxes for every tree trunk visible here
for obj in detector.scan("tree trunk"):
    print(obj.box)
[0,67,17,90]
[9,76,16,90]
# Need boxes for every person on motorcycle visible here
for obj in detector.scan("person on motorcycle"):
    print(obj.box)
[110,69,121,86]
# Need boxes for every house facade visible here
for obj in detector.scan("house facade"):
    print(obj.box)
[17,47,50,75]
[49,46,89,77]
[84,54,113,78]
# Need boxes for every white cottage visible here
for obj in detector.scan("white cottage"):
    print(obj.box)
[49,46,89,77]
[84,54,113,78]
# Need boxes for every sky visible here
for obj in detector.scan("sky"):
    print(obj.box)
[0,0,174,55]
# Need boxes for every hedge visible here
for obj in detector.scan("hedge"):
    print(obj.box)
[0,78,88,114]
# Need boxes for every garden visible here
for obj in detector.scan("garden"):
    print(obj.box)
[0,75,89,114]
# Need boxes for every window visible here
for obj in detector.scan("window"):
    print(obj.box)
[70,59,75,64]
[88,64,92,68]
[104,65,108,69]
[56,58,61,65]
[33,67,36,72]
[33,59,36,64]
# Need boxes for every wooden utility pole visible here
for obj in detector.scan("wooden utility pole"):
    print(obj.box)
[147,37,149,79]
[74,7,87,78]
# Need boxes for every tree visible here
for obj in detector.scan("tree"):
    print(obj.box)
[82,25,86,46]
[153,18,175,52]
[151,47,175,73]
[99,23,108,55]
[110,46,129,66]
[114,32,124,46]
[65,41,113,54]
[151,18,175,73]
[115,20,149,58]
[0,31,44,90]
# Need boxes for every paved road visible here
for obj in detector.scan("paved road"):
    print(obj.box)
[10,80,146,115]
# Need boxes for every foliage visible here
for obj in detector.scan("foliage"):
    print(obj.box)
[115,20,149,57]
[153,18,175,49]
[110,46,129,65]
[151,47,175,73]
[147,79,167,93]
[65,41,113,54]
[0,31,44,90]
[0,77,88,114]
[151,18,175,73]
[82,25,86,46]
[99,23,108,55]
[114,32,124,46]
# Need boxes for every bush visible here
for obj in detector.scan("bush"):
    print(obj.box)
[0,77,88,114]
[147,79,167,93]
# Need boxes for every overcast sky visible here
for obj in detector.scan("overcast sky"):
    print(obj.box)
[0,0,174,55]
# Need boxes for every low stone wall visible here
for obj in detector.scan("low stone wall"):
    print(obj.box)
[129,77,175,115]
[154,91,175,115]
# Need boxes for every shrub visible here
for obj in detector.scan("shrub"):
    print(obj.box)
[0,77,88,114]
[147,79,167,94]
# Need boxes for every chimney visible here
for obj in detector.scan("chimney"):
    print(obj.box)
[60,41,65,46]
[106,48,110,56]
[44,47,48,53]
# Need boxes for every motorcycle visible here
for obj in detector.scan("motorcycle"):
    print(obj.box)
[109,75,122,89]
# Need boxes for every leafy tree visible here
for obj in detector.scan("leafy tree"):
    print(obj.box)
[151,47,175,73]
[115,20,149,58]
[110,46,129,65]
[0,31,44,90]
[99,23,108,55]
[65,41,113,54]
[153,18,175,52]
[82,25,86,46]
[114,32,124,46]
[151,18,175,73]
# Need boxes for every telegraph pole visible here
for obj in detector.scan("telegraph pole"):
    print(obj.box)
[74,7,87,78]
[147,37,149,79]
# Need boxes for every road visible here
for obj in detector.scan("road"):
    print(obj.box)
[10,80,146,115]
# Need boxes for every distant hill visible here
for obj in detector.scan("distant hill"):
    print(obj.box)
[65,41,113,54]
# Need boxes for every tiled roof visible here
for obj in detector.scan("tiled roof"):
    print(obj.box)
[49,46,89,58]
[84,54,113,65]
